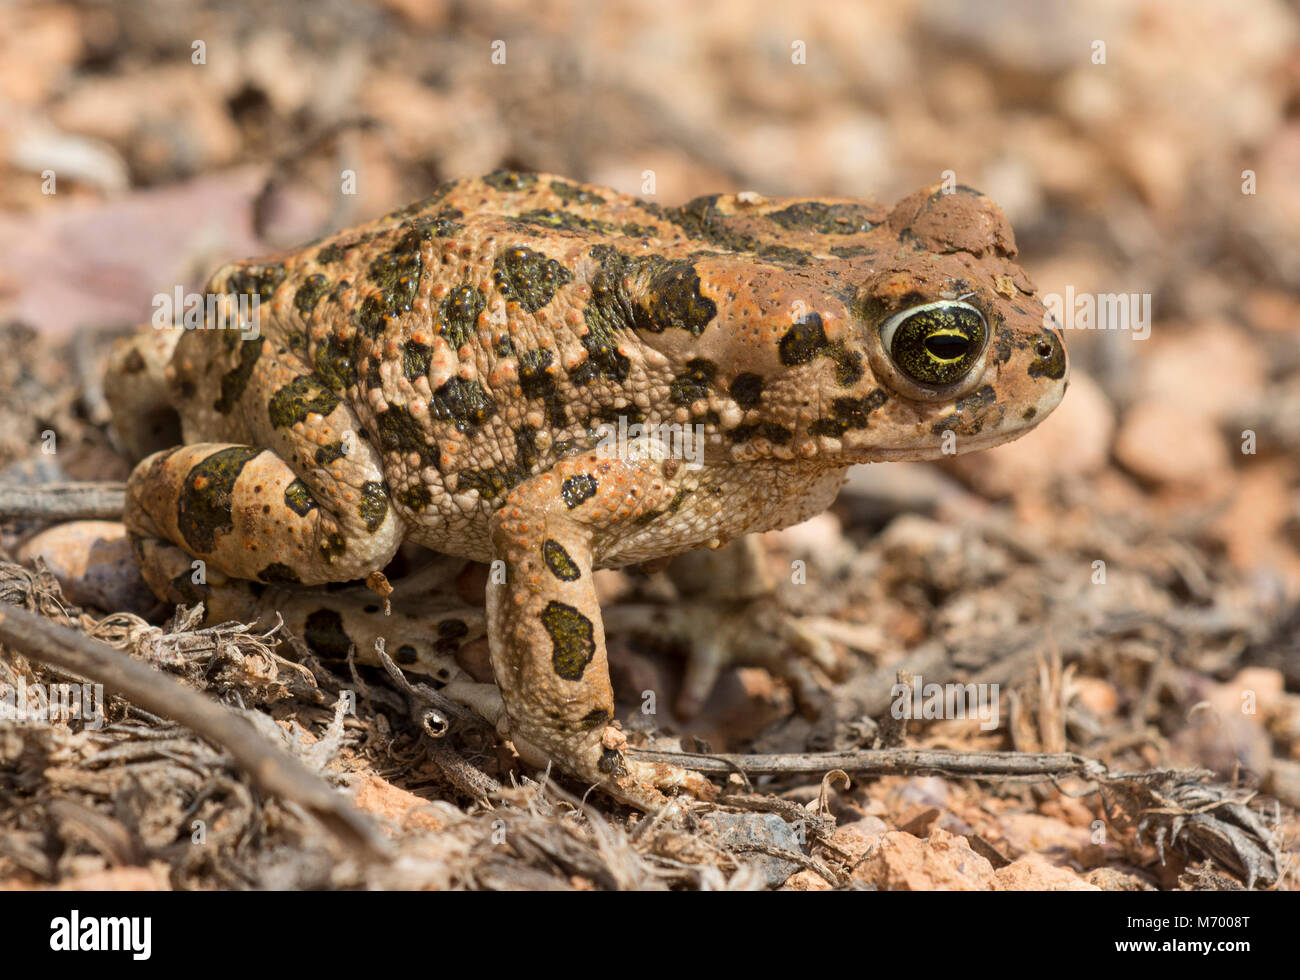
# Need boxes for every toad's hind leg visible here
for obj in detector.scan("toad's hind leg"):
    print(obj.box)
[104,327,185,461]
[487,449,715,811]
[126,441,404,589]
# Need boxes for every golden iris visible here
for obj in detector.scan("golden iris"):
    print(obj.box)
[886,303,986,386]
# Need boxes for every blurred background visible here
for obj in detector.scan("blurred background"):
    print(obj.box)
[3,0,1298,584]
[1,0,1300,870]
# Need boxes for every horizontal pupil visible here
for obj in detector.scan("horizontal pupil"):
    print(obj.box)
[924,334,969,359]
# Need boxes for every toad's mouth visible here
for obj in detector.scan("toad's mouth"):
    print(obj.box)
[854,427,1031,462]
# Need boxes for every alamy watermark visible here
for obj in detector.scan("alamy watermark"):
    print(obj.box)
[595,416,706,470]
[151,286,261,340]
[890,675,1001,731]
[1,680,105,730]
[50,910,150,960]
[1043,286,1150,340]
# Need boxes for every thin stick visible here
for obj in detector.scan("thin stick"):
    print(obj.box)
[0,483,127,521]
[0,600,386,855]
[627,747,1107,780]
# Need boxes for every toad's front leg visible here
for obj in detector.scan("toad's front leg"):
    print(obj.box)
[487,450,715,811]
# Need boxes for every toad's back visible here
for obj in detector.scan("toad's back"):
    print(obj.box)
[164,171,932,560]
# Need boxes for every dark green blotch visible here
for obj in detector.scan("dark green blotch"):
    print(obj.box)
[561,474,597,508]
[430,377,497,433]
[226,263,287,304]
[767,201,877,235]
[542,539,581,581]
[439,283,485,349]
[358,212,454,335]
[931,386,996,436]
[828,345,864,386]
[284,479,317,516]
[757,243,812,265]
[590,404,642,426]
[669,358,717,406]
[403,341,431,381]
[398,484,432,511]
[778,313,830,366]
[514,208,617,235]
[809,389,889,437]
[319,531,347,562]
[456,426,541,501]
[549,180,604,205]
[294,274,329,317]
[632,262,716,336]
[376,404,432,454]
[661,195,760,253]
[317,238,369,264]
[384,182,456,221]
[214,337,264,414]
[358,481,389,532]
[542,601,596,680]
[726,421,793,444]
[364,251,420,328]
[314,335,357,393]
[574,245,634,383]
[393,212,462,256]
[633,488,689,527]
[176,446,263,553]
[257,562,301,584]
[268,374,340,428]
[729,373,764,408]
[957,385,996,413]
[995,333,1013,365]
[315,442,347,466]
[493,246,573,313]
[394,645,419,665]
[304,608,352,660]
[518,348,567,427]
[483,170,538,192]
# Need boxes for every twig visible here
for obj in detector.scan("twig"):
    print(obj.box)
[0,599,387,856]
[0,483,126,521]
[627,747,1107,780]
[724,841,848,888]
[373,640,501,804]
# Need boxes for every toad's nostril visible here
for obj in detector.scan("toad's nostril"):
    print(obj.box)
[1035,340,1054,358]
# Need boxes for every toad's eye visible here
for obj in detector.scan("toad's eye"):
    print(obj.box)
[879,301,987,387]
